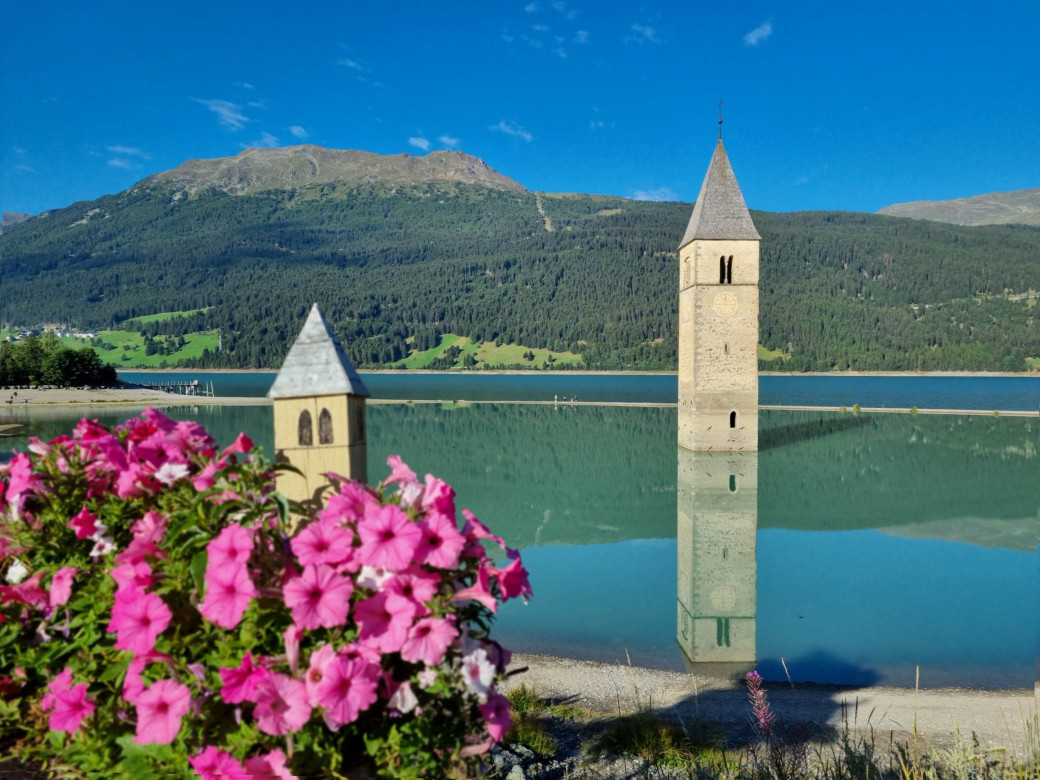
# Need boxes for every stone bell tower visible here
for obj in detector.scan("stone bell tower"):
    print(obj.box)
[268,304,369,507]
[678,138,760,452]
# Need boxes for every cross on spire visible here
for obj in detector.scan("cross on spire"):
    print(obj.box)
[718,99,723,140]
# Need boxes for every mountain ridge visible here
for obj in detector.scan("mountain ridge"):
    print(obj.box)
[878,186,1040,226]
[135,145,526,198]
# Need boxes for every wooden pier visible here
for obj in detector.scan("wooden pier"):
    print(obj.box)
[134,378,215,397]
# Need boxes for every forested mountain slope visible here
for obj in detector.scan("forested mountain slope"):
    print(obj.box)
[3,147,1039,371]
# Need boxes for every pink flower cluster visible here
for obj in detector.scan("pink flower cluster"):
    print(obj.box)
[0,410,529,777]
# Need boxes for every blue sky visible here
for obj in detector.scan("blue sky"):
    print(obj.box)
[3,1,1038,216]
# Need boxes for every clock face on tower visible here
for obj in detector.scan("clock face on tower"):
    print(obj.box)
[712,292,738,318]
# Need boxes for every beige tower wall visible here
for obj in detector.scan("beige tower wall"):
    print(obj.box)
[273,394,367,507]
[676,450,757,669]
[678,238,759,452]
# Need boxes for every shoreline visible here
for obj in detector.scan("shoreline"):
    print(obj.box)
[506,653,1038,750]
[1,388,1037,417]
[115,368,1040,378]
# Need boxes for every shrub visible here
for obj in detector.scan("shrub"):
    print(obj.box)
[0,408,529,778]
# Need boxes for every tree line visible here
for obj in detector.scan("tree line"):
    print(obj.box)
[0,334,118,387]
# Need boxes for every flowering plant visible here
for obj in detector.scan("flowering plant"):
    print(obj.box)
[0,408,530,778]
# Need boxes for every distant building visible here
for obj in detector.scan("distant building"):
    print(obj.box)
[268,304,369,509]
[678,139,760,452]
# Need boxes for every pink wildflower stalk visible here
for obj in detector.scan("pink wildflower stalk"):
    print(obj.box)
[745,670,776,735]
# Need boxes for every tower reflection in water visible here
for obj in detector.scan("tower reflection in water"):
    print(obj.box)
[676,449,758,676]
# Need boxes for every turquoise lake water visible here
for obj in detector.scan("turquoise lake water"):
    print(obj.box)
[119,371,1040,411]
[3,392,1036,690]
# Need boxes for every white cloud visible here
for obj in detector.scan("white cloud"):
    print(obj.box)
[438,135,461,148]
[632,187,678,201]
[524,2,538,11]
[12,147,27,155]
[192,98,249,130]
[533,23,549,31]
[575,29,589,43]
[338,58,371,73]
[743,20,773,47]
[14,163,35,173]
[625,23,661,45]
[233,81,255,89]
[554,46,567,58]
[106,145,148,158]
[242,132,279,148]
[589,119,604,130]
[289,125,309,139]
[408,136,431,151]
[107,158,134,169]
[489,119,533,142]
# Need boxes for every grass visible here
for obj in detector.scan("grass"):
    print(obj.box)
[122,307,211,325]
[85,329,219,368]
[395,334,583,370]
[758,345,789,362]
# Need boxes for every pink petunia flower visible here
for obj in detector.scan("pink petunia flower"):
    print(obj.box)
[191,459,227,492]
[47,682,95,733]
[222,432,254,456]
[314,656,380,727]
[49,567,77,608]
[490,551,532,603]
[479,693,512,742]
[357,504,422,571]
[384,455,418,487]
[354,592,418,654]
[385,566,439,610]
[66,508,99,539]
[320,481,375,523]
[452,564,498,613]
[304,643,338,707]
[420,473,456,516]
[108,589,171,654]
[461,509,506,549]
[284,625,303,675]
[112,561,153,594]
[135,679,191,744]
[40,667,74,712]
[400,616,458,667]
[291,519,354,567]
[243,749,296,780]
[123,651,172,704]
[253,673,311,736]
[282,564,352,630]
[219,652,266,705]
[188,746,248,780]
[414,511,466,570]
[199,564,256,629]
[206,524,254,571]
[4,453,41,506]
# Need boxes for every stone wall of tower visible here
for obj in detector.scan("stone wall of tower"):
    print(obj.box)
[676,450,757,668]
[273,394,367,508]
[678,238,759,452]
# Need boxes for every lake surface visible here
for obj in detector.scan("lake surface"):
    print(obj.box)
[3,396,1036,690]
[118,371,1040,411]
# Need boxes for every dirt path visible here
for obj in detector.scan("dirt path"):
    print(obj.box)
[535,193,554,232]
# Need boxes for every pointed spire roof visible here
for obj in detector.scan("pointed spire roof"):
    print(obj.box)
[267,304,370,399]
[679,139,760,248]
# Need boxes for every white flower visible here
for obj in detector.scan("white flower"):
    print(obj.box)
[388,681,419,713]
[417,669,438,689]
[5,559,28,584]
[357,565,393,590]
[90,536,117,559]
[399,482,423,509]
[460,648,495,700]
[154,462,190,485]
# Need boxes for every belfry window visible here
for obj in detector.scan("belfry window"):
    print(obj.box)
[319,408,333,444]
[729,474,737,492]
[726,256,733,284]
[729,411,737,428]
[719,256,726,284]
[298,410,313,446]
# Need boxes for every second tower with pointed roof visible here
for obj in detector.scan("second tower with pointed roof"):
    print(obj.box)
[678,140,760,452]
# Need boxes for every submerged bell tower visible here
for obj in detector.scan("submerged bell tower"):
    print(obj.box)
[678,135,760,452]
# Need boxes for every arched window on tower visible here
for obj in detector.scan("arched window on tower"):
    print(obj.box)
[319,408,334,444]
[719,256,726,284]
[298,410,313,446]
[726,256,733,284]
[729,411,737,429]
[729,474,737,492]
